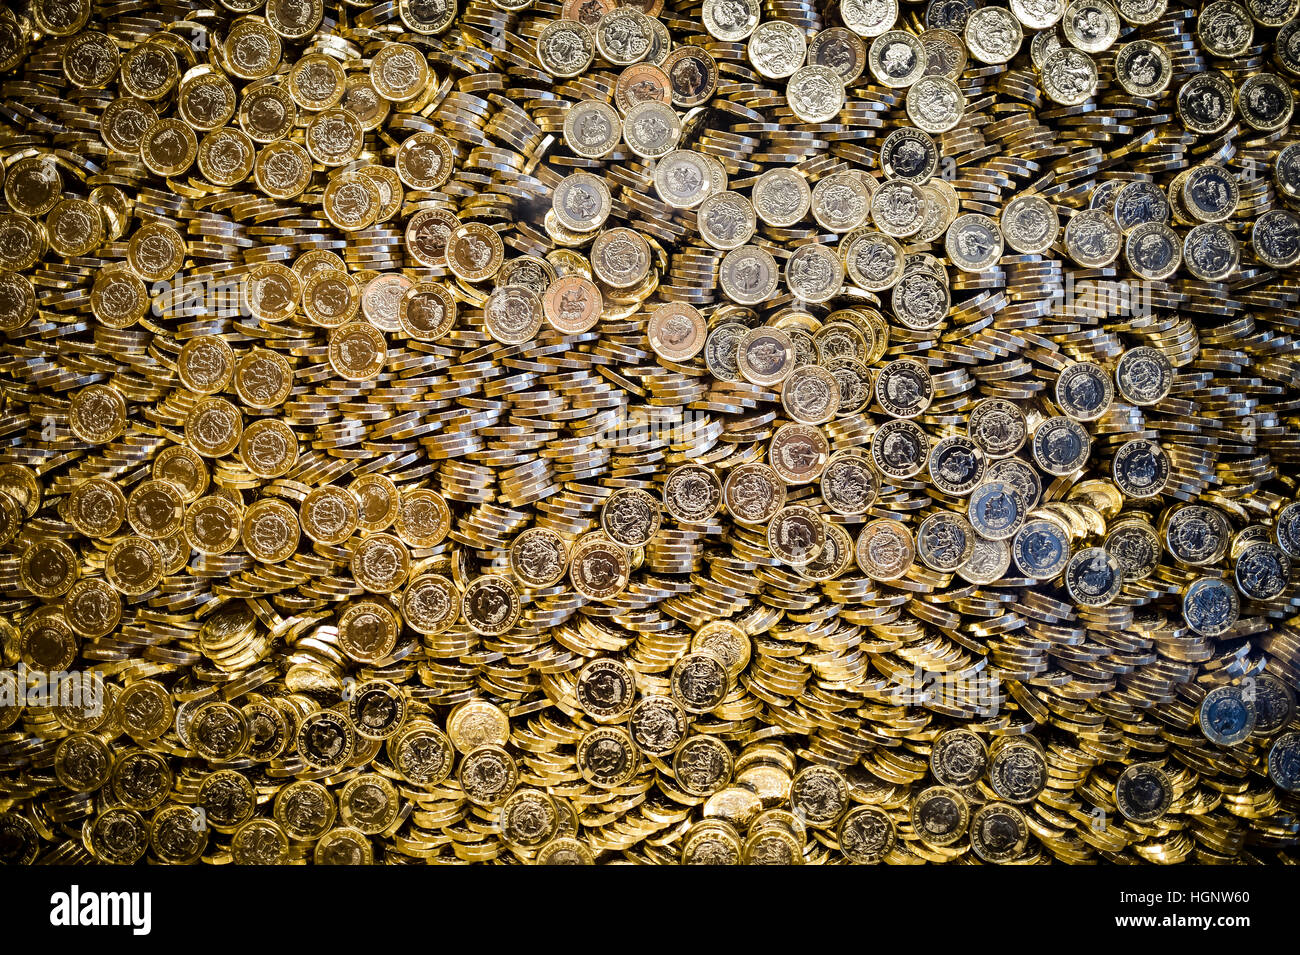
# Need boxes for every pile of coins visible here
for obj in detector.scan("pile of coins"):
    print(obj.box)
[0,0,1299,865]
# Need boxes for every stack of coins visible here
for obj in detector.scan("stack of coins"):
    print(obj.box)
[0,0,1297,866]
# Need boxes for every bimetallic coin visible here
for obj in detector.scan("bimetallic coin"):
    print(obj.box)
[1165,504,1231,567]
[906,75,965,132]
[911,786,969,846]
[577,726,639,788]
[1055,361,1113,421]
[928,435,985,496]
[1032,416,1091,476]
[1178,72,1236,135]
[663,464,722,524]
[786,65,847,123]
[663,46,719,107]
[1065,546,1122,607]
[930,728,988,787]
[1234,540,1290,601]
[622,100,680,158]
[812,173,871,233]
[1269,733,1300,791]
[871,179,925,238]
[654,150,713,209]
[402,574,461,635]
[1183,222,1239,282]
[869,31,925,88]
[748,20,808,79]
[769,422,831,485]
[875,358,933,418]
[1253,209,1300,269]
[724,463,786,525]
[1106,517,1161,581]
[601,487,661,547]
[843,229,906,290]
[697,191,757,250]
[1064,208,1121,267]
[564,100,621,159]
[965,6,1022,63]
[738,326,797,385]
[1062,0,1120,51]
[461,574,521,634]
[591,227,651,288]
[720,245,780,305]
[649,303,707,361]
[785,243,844,303]
[989,739,1047,804]
[702,0,760,41]
[968,481,1027,541]
[569,532,631,598]
[784,365,841,425]
[538,19,595,77]
[1115,763,1173,822]
[1012,0,1064,27]
[460,745,520,805]
[674,735,733,796]
[842,0,901,38]
[1042,47,1097,105]
[1199,685,1256,746]
[447,223,504,283]
[808,27,867,83]
[880,127,939,183]
[970,803,1028,863]
[767,505,826,566]
[855,518,915,579]
[945,213,1002,271]
[1182,575,1240,636]
[1112,439,1169,499]
[871,418,928,479]
[1114,39,1171,97]
[577,658,638,722]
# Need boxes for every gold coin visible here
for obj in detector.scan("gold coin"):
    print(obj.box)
[126,479,185,539]
[303,268,361,328]
[184,496,243,555]
[301,485,360,545]
[105,536,163,596]
[338,599,399,664]
[153,445,209,502]
[240,418,299,478]
[350,533,411,593]
[241,498,300,563]
[178,335,236,394]
[185,397,243,457]
[352,473,400,533]
[401,573,461,634]
[127,222,185,282]
[395,487,451,549]
[399,282,456,340]
[233,348,294,408]
[329,322,388,381]
[63,578,122,638]
[69,384,127,445]
[461,574,521,634]
[141,118,198,178]
[288,53,348,110]
[446,222,504,283]
[66,478,126,538]
[90,266,148,328]
[254,140,313,200]
[371,42,430,102]
[22,539,78,598]
[45,199,103,257]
